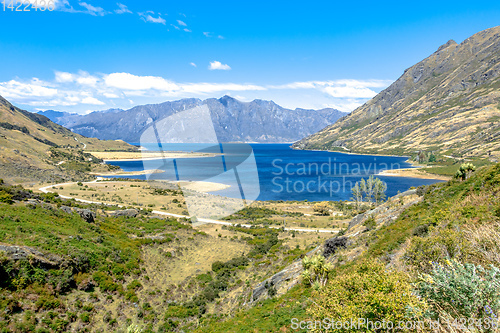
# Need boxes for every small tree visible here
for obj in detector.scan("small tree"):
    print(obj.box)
[454,163,476,181]
[313,202,330,216]
[351,183,363,209]
[428,153,437,163]
[364,175,376,202]
[373,178,387,203]
[301,255,333,289]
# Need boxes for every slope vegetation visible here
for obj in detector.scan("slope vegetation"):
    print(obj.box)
[0,95,136,183]
[295,26,500,161]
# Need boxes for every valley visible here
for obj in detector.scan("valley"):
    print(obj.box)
[1,11,500,333]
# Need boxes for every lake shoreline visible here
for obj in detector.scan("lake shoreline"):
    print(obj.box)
[290,146,450,180]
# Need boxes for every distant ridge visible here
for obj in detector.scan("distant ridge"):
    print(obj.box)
[294,26,500,161]
[0,95,135,183]
[39,96,347,143]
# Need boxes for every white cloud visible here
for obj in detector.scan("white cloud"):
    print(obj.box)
[190,62,197,67]
[323,86,377,98]
[180,83,265,94]
[55,71,74,83]
[177,20,187,26]
[115,3,132,14]
[103,92,120,98]
[184,28,191,32]
[0,70,391,114]
[104,72,179,91]
[78,2,107,16]
[0,80,58,99]
[55,71,99,87]
[203,32,225,39]
[269,79,391,98]
[139,12,166,24]
[81,96,105,105]
[171,24,180,30]
[322,100,365,112]
[209,61,231,71]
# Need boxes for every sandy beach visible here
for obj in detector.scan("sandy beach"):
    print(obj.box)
[90,169,165,176]
[177,181,230,192]
[377,168,450,180]
[89,151,220,161]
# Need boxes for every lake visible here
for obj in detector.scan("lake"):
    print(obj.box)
[105,143,443,202]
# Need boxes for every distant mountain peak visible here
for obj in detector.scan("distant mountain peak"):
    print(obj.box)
[436,39,458,52]
[294,26,500,160]
[43,96,347,143]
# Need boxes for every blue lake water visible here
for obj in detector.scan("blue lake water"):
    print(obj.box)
[105,143,443,202]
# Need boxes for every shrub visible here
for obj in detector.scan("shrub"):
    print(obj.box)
[0,190,13,204]
[301,255,333,288]
[363,215,376,231]
[417,259,500,321]
[127,279,142,290]
[404,229,469,272]
[79,312,91,323]
[308,259,425,327]
[313,202,330,216]
[165,304,199,319]
[35,295,61,310]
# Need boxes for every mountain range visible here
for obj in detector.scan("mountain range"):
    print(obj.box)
[294,26,500,161]
[38,96,347,143]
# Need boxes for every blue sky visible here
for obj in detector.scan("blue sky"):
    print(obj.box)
[0,0,499,113]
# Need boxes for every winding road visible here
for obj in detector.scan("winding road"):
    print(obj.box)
[39,180,338,234]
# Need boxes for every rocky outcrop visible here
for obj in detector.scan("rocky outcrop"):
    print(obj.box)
[111,209,139,218]
[251,245,322,302]
[75,208,96,223]
[323,236,348,257]
[251,260,302,302]
[347,189,418,230]
[0,244,64,268]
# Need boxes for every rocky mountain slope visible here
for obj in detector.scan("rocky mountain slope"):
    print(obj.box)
[0,95,136,183]
[40,96,347,143]
[294,26,500,160]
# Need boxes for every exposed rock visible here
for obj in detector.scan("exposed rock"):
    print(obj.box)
[60,205,73,214]
[251,245,322,302]
[112,209,139,218]
[77,278,95,291]
[252,261,302,302]
[323,236,348,257]
[0,244,63,268]
[75,208,96,223]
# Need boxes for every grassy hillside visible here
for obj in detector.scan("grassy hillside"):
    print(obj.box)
[294,26,500,163]
[0,180,331,333]
[194,163,500,332]
[0,95,137,184]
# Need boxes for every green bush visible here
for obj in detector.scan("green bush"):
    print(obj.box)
[165,304,199,319]
[80,312,91,323]
[35,295,62,310]
[417,259,500,320]
[404,229,469,271]
[0,190,13,204]
[308,259,425,329]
